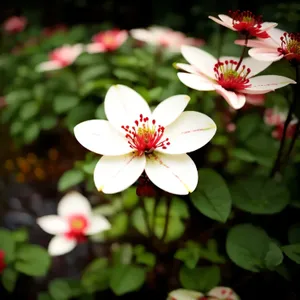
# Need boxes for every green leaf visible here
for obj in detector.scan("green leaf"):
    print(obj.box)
[112,244,133,265]
[12,228,29,243]
[58,169,85,192]
[226,224,283,272]
[1,268,18,292]
[105,212,129,239]
[20,101,39,120]
[179,266,221,292]
[81,258,110,293]
[175,242,201,269]
[236,113,261,141]
[40,116,57,130]
[109,264,146,295]
[231,148,256,163]
[231,177,289,214]
[15,244,51,277]
[288,224,300,244]
[38,292,52,300]
[53,95,80,114]
[95,103,106,120]
[190,169,232,223]
[0,229,16,263]
[282,244,300,264]
[113,69,139,82]
[79,65,109,83]
[122,187,139,209]
[136,252,156,268]
[5,90,31,105]
[23,122,40,144]
[49,279,73,300]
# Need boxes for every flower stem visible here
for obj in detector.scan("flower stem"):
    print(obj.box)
[140,197,151,236]
[270,65,299,177]
[161,196,171,242]
[235,35,248,71]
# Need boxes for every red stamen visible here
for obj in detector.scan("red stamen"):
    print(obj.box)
[278,32,300,62]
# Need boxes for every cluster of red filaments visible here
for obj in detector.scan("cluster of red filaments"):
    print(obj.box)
[121,114,170,156]
[228,10,269,38]
[278,32,300,62]
[214,60,251,90]
[64,215,88,242]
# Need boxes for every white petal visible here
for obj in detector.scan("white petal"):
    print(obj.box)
[181,45,217,79]
[245,75,296,92]
[177,73,216,91]
[159,111,216,154]
[86,43,105,53]
[37,216,68,235]
[215,86,246,109]
[151,95,190,127]
[260,22,278,32]
[86,215,111,235]
[242,57,273,77]
[168,289,204,300]
[48,236,77,256]
[104,85,151,132]
[175,63,199,74]
[145,152,198,195]
[94,153,146,194]
[268,27,285,45]
[58,191,92,218]
[208,16,235,30]
[234,39,272,48]
[74,120,131,156]
[248,48,283,62]
[218,14,234,26]
[208,287,240,300]
[130,29,155,44]
[36,61,62,72]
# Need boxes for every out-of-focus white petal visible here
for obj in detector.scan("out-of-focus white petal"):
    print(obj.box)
[175,63,200,74]
[167,289,204,300]
[159,111,216,154]
[48,236,77,256]
[94,153,146,194]
[74,120,131,156]
[208,15,235,30]
[85,215,111,235]
[151,95,190,127]
[86,43,105,53]
[145,152,198,195]
[37,216,68,235]
[104,85,151,132]
[36,61,62,72]
[208,287,240,300]
[177,73,216,91]
[58,191,92,218]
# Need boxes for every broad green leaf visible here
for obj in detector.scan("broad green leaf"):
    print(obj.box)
[191,169,232,222]
[53,95,80,114]
[122,187,139,209]
[15,244,51,277]
[288,224,300,244]
[136,252,156,268]
[109,264,146,295]
[282,244,300,264]
[231,177,289,214]
[23,122,40,144]
[113,69,139,82]
[58,169,85,191]
[236,113,261,141]
[38,292,52,300]
[112,244,133,265]
[20,101,39,120]
[226,224,283,272]
[179,266,220,292]
[5,90,31,105]
[40,116,57,130]
[81,258,110,293]
[0,229,16,263]
[49,279,73,300]
[106,212,129,239]
[1,268,18,292]
[95,103,106,120]
[79,65,109,83]
[231,148,256,162]
[12,228,28,243]
[175,242,201,269]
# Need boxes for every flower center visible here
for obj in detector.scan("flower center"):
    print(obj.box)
[228,10,269,38]
[214,60,251,90]
[278,32,300,62]
[121,114,170,156]
[65,214,88,242]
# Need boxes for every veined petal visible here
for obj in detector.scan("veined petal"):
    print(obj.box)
[48,236,76,256]
[159,111,216,154]
[245,75,296,92]
[94,153,146,194]
[145,152,198,195]
[36,61,62,72]
[175,63,199,74]
[168,289,204,300]
[104,85,151,132]
[181,45,217,79]
[260,22,278,32]
[37,215,68,235]
[215,86,246,109]
[208,287,240,300]
[243,57,273,77]
[248,47,283,62]
[177,73,216,91]
[74,120,131,156]
[85,215,111,235]
[58,191,92,218]
[208,16,235,30]
[151,95,190,127]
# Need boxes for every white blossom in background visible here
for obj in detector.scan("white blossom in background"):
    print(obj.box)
[36,44,84,72]
[176,45,296,109]
[74,84,216,195]
[130,26,204,52]
[37,191,111,256]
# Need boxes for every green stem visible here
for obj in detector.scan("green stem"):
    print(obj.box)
[140,197,151,236]
[161,196,171,242]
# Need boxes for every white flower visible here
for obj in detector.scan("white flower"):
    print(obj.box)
[37,191,111,256]
[74,85,216,195]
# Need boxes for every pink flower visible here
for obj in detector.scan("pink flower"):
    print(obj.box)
[209,10,276,38]
[36,44,84,72]
[3,16,27,33]
[236,28,300,62]
[130,26,204,52]
[37,191,111,256]
[86,29,128,53]
[176,45,295,110]
[264,107,297,140]
[0,250,6,273]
